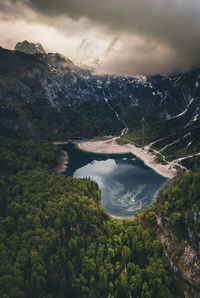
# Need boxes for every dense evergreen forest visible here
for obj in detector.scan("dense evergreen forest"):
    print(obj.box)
[0,137,176,297]
[1,137,200,297]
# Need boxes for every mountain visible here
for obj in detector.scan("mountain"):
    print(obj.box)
[0,41,200,161]
[15,40,46,55]
[0,43,117,138]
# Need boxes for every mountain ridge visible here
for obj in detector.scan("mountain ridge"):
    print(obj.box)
[0,41,200,164]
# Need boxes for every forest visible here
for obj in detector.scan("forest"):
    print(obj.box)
[0,136,177,298]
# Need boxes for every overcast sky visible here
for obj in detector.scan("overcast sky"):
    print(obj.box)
[0,0,200,75]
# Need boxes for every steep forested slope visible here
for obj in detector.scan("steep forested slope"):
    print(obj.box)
[150,171,200,297]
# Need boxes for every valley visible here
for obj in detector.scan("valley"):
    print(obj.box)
[0,41,200,297]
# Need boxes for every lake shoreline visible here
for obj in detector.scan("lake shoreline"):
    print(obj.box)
[52,139,170,219]
[77,139,177,179]
[52,138,178,178]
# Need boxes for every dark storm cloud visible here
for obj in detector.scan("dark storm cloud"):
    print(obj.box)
[25,0,200,72]
[1,0,200,74]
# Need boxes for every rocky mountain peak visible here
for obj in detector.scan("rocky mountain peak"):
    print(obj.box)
[14,40,46,55]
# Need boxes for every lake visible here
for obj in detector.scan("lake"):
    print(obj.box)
[62,143,166,218]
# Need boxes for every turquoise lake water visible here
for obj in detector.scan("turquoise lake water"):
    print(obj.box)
[62,143,166,218]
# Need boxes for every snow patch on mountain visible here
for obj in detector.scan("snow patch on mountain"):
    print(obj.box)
[170,97,194,120]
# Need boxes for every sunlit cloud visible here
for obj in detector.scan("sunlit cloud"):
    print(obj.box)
[0,0,200,75]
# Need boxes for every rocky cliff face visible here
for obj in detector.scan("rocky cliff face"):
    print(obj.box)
[0,44,94,137]
[152,171,200,298]
[156,215,200,298]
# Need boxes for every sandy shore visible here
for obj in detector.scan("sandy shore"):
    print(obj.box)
[77,139,177,179]
[53,150,68,174]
